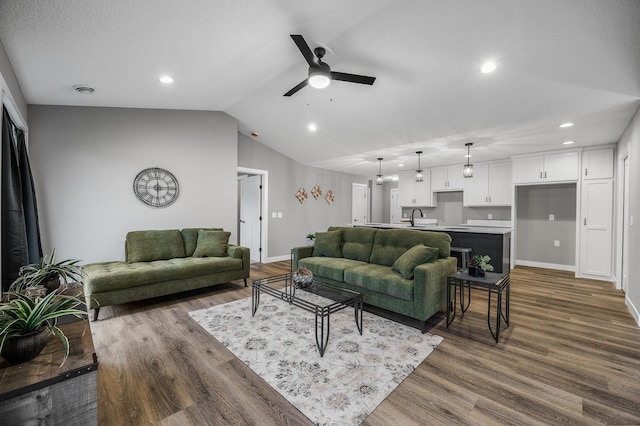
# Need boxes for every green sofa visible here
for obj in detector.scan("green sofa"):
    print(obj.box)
[292,227,457,332]
[83,228,250,320]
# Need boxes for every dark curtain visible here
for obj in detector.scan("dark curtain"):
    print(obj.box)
[1,107,42,291]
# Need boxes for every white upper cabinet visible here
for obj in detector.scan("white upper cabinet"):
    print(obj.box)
[398,170,433,207]
[582,148,614,180]
[463,161,512,206]
[512,151,580,184]
[431,165,464,191]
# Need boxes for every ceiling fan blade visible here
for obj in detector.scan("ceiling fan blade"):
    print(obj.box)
[283,79,309,97]
[290,34,317,67]
[331,71,376,85]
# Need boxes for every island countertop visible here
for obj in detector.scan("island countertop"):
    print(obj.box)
[356,223,512,235]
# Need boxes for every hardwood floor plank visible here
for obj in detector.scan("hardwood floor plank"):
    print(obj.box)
[89,263,640,425]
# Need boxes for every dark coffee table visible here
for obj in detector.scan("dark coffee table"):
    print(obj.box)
[251,274,363,356]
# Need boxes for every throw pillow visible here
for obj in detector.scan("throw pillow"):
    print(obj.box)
[193,230,231,257]
[392,244,439,280]
[313,230,342,258]
[126,230,186,263]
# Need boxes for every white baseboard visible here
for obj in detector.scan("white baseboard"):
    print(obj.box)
[265,254,290,263]
[515,260,575,272]
[626,296,640,326]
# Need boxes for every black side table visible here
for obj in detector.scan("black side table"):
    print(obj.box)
[446,270,510,342]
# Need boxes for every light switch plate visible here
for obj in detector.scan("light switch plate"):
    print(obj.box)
[549,214,555,221]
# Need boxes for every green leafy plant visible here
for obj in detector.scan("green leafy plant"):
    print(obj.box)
[0,290,87,366]
[471,254,494,272]
[9,249,83,293]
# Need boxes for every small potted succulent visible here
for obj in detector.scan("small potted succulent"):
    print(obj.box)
[468,255,494,277]
[292,266,314,288]
[9,249,83,294]
[306,233,316,246]
[0,289,87,365]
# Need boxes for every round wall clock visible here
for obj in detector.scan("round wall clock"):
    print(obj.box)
[133,167,179,208]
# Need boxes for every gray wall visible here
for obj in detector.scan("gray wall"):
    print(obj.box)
[515,184,577,266]
[28,106,238,263]
[616,104,640,324]
[0,37,27,120]
[238,133,367,258]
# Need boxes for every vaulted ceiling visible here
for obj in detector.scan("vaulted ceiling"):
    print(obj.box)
[1,0,639,178]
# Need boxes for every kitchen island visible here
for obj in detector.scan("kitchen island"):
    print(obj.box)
[356,223,511,273]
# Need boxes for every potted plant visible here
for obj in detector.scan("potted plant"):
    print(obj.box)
[306,233,316,246]
[468,255,494,277]
[9,249,83,294]
[0,289,87,365]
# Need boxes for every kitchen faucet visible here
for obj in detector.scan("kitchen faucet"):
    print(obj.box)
[410,208,424,227]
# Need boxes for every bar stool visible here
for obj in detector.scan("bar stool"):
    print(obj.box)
[450,247,472,270]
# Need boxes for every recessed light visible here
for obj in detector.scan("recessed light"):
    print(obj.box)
[559,122,574,128]
[480,61,496,73]
[398,163,404,167]
[159,75,174,84]
[308,123,317,132]
[563,140,575,145]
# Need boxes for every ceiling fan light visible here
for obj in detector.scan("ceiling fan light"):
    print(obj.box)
[309,69,331,89]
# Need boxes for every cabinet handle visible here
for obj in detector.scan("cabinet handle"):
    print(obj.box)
[540,172,543,179]
[544,171,547,179]
[584,218,587,226]
[585,168,588,176]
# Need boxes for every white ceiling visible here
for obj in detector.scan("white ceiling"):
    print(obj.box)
[1,0,639,178]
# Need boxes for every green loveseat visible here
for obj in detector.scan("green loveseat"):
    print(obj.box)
[292,227,457,332]
[83,228,250,320]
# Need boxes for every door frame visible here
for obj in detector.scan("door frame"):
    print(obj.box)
[238,167,268,263]
[352,183,368,225]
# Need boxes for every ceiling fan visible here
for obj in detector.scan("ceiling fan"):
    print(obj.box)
[284,34,376,97]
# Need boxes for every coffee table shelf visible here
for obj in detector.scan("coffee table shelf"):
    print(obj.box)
[252,274,363,356]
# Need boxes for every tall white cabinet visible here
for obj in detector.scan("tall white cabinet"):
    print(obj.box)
[579,148,614,279]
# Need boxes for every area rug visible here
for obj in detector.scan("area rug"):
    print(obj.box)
[189,293,443,425]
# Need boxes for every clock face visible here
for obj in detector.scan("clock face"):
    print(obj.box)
[133,167,179,208]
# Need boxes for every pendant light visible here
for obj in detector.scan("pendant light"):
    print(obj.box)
[415,151,424,182]
[463,143,474,178]
[376,157,384,185]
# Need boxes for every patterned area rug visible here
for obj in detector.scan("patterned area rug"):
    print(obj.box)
[189,293,443,425]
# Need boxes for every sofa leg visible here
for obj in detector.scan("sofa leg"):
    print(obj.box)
[93,308,100,321]
[244,278,248,287]
[421,320,427,334]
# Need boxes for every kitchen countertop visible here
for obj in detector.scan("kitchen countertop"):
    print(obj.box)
[356,223,513,235]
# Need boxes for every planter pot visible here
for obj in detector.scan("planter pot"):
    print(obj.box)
[468,266,485,277]
[45,277,61,294]
[292,273,313,288]
[1,327,49,365]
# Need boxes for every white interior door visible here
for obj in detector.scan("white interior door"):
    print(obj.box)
[352,183,368,224]
[390,188,402,223]
[240,175,261,263]
[580,179,613,277]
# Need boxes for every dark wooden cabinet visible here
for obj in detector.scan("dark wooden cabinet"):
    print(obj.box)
[445,231,511,273]
[0,320,98,426]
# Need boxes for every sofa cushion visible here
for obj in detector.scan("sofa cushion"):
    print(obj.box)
[193,230,230,257]
[181,228,224,256]
[369,229,452,266]
[299,257,368,282]
[329,226,377,262]
[392,244,439,279]
[344,264,414,301]
[313,230,342,258]
[84,257,243,293]
[126,230,186,263]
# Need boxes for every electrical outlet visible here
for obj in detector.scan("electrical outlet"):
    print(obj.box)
[554,240,560,247]
[277,212,283,218]
[488,213,493,220]
[271,212,277,218]
[549,214,555,221]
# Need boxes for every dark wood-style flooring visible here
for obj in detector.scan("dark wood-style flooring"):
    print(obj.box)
[90,263,640,425]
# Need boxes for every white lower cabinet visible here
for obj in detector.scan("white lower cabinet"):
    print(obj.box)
[579,179,613,278]
[463,161,512,206]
